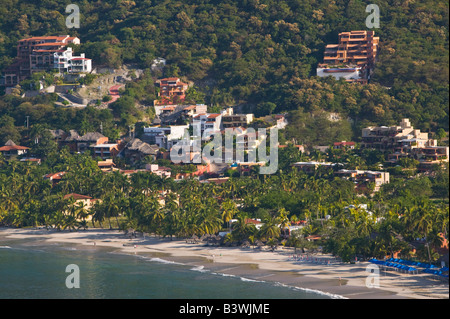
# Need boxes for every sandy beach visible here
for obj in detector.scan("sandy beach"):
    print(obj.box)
[1,227,448,299]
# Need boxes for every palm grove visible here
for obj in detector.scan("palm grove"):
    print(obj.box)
[0,0,448,264]
[0,145,448,263]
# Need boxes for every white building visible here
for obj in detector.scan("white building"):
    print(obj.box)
[143,125,189,149]
[192,113,222,137]
[53,47,92,74]
[316,66,363,82]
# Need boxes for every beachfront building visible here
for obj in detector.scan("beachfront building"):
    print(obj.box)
[63,193,99,222]
[317,30,379,84]
[1,35,91,87]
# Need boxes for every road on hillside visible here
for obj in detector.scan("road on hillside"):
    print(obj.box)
[108,84,122,103]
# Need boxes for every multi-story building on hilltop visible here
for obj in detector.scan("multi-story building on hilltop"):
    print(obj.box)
[317,30,379,84]
[154,77,189,106]
[362,118,449,171]
[1,35,91,87]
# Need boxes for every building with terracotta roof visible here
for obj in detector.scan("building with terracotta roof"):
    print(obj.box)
[333,141,356,149]
[93,143,120,159]
[192,113,223,135]
[2,35,91,87]
[0,140,30,159]
[43,171,66,186]
[154,77,189,105]
[63,193,99,222]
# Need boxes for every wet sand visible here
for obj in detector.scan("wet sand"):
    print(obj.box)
[1,227,448,299]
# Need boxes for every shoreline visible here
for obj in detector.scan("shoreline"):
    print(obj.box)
[1,227,448,299]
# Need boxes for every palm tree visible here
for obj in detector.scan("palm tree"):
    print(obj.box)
[231,213,257,242]
[259,216,281,242]
[266,237,278,252]
[221,199,238,230]
[91,200,106,229]
[75,201,90,230]
[287,232,302,254]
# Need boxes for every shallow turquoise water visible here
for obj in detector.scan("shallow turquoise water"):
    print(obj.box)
[0,240,331,299]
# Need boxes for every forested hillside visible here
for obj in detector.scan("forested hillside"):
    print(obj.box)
[0,0,448,143]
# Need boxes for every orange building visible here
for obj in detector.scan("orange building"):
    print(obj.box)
[1,35,90,87]
[154,78,189,105]
[318,31,379,84]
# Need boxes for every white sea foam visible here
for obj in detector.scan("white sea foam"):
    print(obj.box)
[0,246,12,249]
[149,257,185,266]
[211,271,265,283]
[274,282,347,299]
[211,270,346,299]
[239,277,265,283]
[190,265,209,273]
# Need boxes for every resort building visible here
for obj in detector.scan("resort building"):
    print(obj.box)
[335,169,390,192]
[154,77,189,106]
[63,193,98,221]
[317,30,379,84]
[1,35,91,86]
[192,113,223,136]
[362,119,429,151]
[155,104,208,125]
[362,118,449,170]
[413,146,450,172]
[93,143,120,159]
[221,108,254,129]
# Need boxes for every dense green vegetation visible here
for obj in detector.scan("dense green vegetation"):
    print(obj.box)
[0,0,448,143]
[0,147,448,263]
[0,1,448,264]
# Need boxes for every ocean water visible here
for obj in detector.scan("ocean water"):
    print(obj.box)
[0,239,334,299]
